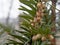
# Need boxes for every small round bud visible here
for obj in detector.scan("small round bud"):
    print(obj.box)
[49,35,54,40]
[36,11,40,17]
[42,4,46,9]
[31,23,35,27]
[38,10,42,13]
[37,2,42,8]
[32,35,37,41]
[41,36,46,41]
[32,34,41,41]
[36,34,42,39]
[36,16,41,22]
[30,20,33,22]
[40,13,44,17]
[42,9,45,13]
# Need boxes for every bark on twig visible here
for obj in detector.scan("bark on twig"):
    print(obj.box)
[51,0,57,45]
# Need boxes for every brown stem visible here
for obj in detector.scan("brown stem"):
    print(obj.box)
[51,0,57,45]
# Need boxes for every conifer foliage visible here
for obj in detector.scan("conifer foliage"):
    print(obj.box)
[6,0,59,45]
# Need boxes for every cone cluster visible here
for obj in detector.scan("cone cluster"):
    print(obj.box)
[30,1,54,42]
[32,34,54,41]
[30,2,46,27]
